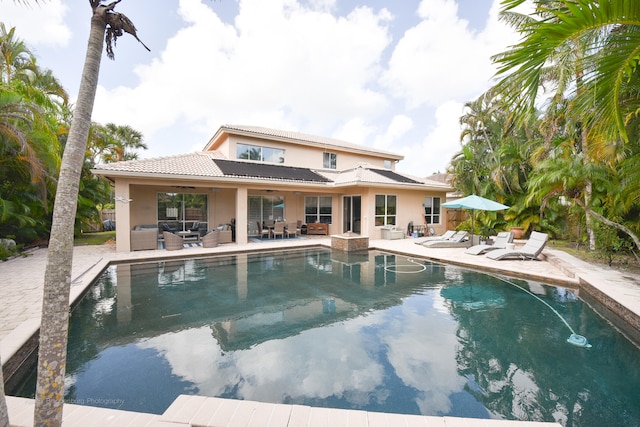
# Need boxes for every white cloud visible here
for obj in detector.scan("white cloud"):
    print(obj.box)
[92,0,394,152]
[397,101,464,176]
[374,114,414,151]
[0,0,71,47]
[3,0,522,176]
[381,0,504,109]
[384,0,523,176]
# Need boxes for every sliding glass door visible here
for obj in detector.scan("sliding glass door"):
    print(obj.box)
[342,195,361,234]
[157,192,208,233]
[248,195,285,236]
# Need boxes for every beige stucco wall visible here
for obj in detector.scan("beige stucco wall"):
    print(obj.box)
[217,134,395,170]
[359,188,447,239]
[114,179,448,252]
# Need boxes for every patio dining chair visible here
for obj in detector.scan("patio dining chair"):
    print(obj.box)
[272,222,285,239]
[286,222,298,238]
[257,221,271,239]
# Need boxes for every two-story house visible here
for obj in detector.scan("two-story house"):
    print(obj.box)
[92,124,452,252]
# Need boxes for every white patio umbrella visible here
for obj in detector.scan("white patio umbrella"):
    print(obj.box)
[441,195,509,243]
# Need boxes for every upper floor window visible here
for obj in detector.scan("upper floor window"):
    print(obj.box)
[236,143,284,164]
[423,197,441,224]
[383,160,392,169]
[375,194,396,226]
[323,152,337,169]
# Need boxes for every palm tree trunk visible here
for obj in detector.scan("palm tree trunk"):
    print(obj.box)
[581,128,596,251]
[573,197,640,252]
[33,6,107,426]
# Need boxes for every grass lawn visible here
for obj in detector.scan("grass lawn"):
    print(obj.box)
[74,231,115,246]
[549,240,640,275]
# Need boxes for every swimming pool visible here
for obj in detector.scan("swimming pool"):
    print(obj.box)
[10,248,640,426]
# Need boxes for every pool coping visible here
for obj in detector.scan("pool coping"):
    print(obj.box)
[2,237,639,426]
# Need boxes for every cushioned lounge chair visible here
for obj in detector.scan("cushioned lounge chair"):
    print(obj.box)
[486,231,548,260]
[421,231,469,248]
[414,230,456,245]
[465,231,514,255]
[163,231,184,251]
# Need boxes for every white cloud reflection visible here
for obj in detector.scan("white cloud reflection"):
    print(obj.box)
[137,292,464,413]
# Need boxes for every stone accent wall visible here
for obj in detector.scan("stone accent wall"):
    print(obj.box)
[331,234,369,252]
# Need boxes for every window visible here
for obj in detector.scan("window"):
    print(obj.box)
[236,143,284,164]
[375,194,396,226]
[423,197,441,224]
[383,160,392,169]
[323,152,337,169]
[305,196,332,224]
[157,192,208,232]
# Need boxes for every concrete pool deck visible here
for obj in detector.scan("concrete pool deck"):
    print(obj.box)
[2,236,639,426]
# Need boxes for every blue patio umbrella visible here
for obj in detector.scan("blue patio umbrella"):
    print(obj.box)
[441,195,509,242]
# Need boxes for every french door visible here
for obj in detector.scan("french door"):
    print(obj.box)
[342,195,361,234]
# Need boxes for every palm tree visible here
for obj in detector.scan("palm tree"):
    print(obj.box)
[31,2,149,426]
[93,122,147,162]
[492,0,640,250]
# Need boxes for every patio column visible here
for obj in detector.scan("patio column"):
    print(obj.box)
[115,180,132,252]
[236,187,248,244]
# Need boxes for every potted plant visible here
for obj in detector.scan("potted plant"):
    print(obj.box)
[509,226,525,239]
[479,226,495,244]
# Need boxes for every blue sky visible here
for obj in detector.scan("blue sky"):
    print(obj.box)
[1,0,521,177]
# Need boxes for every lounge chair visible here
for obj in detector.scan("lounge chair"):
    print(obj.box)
[202,230,219,248]
[163,231,184,251]
[420,231,469,248]
[486,231,548,260]
[465,231,514,255]
[415,230,456,244]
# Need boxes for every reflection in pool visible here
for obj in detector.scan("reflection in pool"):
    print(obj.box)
[10,248,640,426]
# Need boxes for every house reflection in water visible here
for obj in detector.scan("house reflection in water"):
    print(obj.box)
[112,248,443,352]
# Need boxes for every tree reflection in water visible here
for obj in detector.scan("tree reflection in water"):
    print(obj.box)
[8,249,640,426]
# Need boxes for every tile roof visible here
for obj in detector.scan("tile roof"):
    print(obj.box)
[317,164,450,189]
[92,152,226,176]
[92,153,452,191]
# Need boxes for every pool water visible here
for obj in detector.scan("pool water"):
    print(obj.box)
[10,248,640,426]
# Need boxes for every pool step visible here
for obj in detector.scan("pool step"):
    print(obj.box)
[6,394,563,427]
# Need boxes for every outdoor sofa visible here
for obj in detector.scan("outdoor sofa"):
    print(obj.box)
[130,225,158,251]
